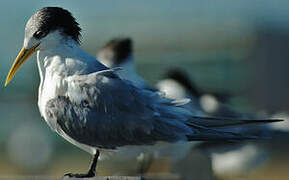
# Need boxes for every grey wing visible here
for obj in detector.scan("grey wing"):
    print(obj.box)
[45,69,279,150]
[45,69,193,149]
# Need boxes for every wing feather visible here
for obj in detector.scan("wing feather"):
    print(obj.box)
[45,70,282,149]
[46,70,192,149]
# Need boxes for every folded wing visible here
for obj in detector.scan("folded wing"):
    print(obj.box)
[45,69,282,149]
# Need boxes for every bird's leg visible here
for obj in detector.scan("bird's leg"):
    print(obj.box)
[87,150,100,176]
[64,150,100,178]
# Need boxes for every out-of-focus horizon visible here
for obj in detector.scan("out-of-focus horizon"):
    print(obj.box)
[2,0,289,95]
[1,0,289,179]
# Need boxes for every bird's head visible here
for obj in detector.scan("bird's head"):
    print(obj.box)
[98,38,133,68]
[5,7,81,86]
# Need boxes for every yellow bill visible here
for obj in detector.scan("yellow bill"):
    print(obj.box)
[5,43,40,86]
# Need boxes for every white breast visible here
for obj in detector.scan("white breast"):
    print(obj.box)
[37,56,67,129]
[36,38,106,128]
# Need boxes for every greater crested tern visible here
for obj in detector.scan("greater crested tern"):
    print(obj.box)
[5,7,282,178]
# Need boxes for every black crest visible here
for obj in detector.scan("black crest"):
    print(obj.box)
[32,7,81,43]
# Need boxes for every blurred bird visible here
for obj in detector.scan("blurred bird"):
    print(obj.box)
[197,141,270,177]
[98,38,151,89]
[157,69,289,176]
[157,69,244,118]
[5,7,282,178]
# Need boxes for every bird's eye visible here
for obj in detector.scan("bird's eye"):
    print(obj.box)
[33,30,47,39]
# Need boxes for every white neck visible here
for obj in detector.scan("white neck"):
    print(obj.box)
[36,33,106,117]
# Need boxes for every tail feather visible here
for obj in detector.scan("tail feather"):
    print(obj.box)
[186,124,258,141]
[189,116,283,128]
